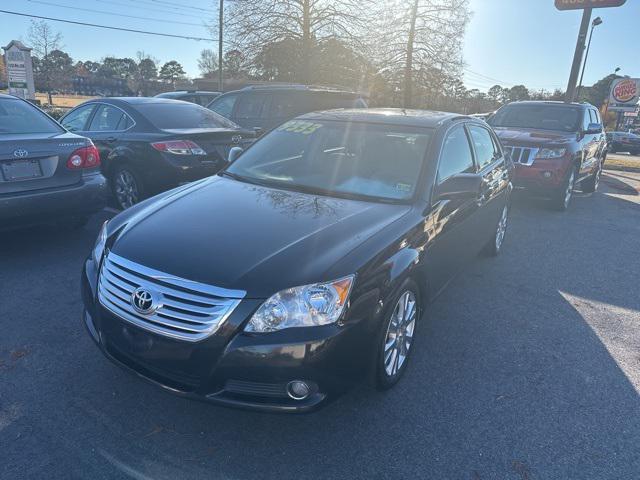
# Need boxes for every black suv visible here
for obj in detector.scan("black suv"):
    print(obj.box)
[206,85,368,131]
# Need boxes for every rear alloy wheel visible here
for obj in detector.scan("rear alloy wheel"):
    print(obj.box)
[375,280,421,390]
[112,166,143,210]
[581,161,602,194]
[484,204,509,256]
[552,167,577,211]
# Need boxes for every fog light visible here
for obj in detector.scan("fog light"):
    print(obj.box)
[543,171,552,178]
[287,380,310,400]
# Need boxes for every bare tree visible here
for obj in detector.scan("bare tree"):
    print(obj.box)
[198,49,218,79]
[222,0,374,84]
[27,20,63,103]
[374,0,470,107]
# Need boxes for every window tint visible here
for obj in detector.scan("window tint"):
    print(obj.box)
[468,125,498,169]
[62,104,95,132]
[136,102,238,130]
[0,98,63,134]
[208,93,238,118]
[437,125,475,183]
[489,105,581,132]
[234,94,269,119]
[88,104,129,131]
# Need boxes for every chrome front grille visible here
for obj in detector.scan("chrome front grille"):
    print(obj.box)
[504,146,538,166]
[98,252,245,342]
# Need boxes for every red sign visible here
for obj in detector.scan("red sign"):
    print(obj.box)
[613,79,638,103]
[555,0,626,10]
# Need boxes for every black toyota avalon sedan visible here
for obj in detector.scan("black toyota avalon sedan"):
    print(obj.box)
[0,94,106,230]
[60,97,255,210]
[82,109,512,412]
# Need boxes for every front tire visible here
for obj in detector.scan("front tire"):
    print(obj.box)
[484,204,509,256]
[111,165,144,210]
[375,279,421,390]
[552,166,577,211]
[581,160,603,193]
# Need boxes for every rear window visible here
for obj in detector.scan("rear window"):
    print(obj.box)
[0,98,63,134]
[489,104,581,133]
[136,102,238,130]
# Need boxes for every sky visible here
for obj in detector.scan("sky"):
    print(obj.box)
[1,0,639,92]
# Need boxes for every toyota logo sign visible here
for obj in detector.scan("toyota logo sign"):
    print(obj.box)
[13,149,28,158]
[131,287,158,315]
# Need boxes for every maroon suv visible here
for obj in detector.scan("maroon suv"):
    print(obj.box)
[488,101,607,210]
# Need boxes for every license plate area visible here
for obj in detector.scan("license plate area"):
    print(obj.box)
[1,159,43,181]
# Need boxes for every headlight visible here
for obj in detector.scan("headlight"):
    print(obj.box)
[244,276,355,333]
[536,148,566,159]
[92,220,108,264]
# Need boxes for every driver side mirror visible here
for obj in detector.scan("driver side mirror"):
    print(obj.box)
[585,123,603,135]
[227,146,244,163]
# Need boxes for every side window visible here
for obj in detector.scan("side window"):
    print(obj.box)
[582,110,591,130]
[61,104,95,132]
[468,125,499,169]
[437,125,475,183]
[88,104,128,131]
[590,109,601,125]
[209,93,238,118]
[234,93,269,120]
[269,92,307,119]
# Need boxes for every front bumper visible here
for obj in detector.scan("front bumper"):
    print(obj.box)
[509,156,572,193]
[82,258,372,413]
[0,173,107,228]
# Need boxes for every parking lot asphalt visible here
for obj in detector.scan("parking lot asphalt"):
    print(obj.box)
[1,170,639,480]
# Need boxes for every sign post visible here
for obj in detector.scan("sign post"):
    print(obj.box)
[2,40,36,101]
[555,0,627,103]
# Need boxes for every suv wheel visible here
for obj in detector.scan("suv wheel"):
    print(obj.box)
[581,160,603,193]
[374,279,421,390]
[552,166,577,211]
[111,165,144,210]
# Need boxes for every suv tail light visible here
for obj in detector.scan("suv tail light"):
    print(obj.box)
[66,145,101,169]
[151,140,206,156]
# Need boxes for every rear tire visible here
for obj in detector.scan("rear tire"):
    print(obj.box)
[111,165,144,210]
[551,166,578,211]
[374,279,422,391]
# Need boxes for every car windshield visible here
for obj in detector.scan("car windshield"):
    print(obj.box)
[489,104,581,133]
[136,102,239,130]
[0,98,63,134]
[225,119,432,202]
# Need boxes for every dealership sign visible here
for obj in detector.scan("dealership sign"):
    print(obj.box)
[555,0,626,10]
[2,40,36,100]
[608,78,640,112]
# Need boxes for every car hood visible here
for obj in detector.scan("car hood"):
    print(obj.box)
[110,177,411,298]
[493,127,576,147]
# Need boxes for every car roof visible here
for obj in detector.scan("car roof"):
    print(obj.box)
[0,93,20,100]
[299,108,472,128]
[222,84,364,96]
[504,100,594,109]
[85,97,194,106]
[156,91,220,96]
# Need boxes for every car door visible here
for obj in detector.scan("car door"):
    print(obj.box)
[590,108,607,164]
[466,123,510,242]
[580,109,600,178]
[424,123,482,296]
[83,104,134,169]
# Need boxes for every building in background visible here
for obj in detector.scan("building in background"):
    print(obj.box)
[2,40,36,100]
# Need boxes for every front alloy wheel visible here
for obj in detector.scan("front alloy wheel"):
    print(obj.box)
[376,281,420,390]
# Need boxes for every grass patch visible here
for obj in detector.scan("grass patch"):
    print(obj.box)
[605,155,640,173]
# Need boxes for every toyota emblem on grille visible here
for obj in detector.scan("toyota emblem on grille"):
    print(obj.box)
[131,287,158,315]
[231,135,242,144]
[13,149,28,158]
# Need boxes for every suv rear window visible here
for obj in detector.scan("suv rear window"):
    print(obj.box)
[136,102,238,130]
[489,104,581,133]
[0,98,63,134]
